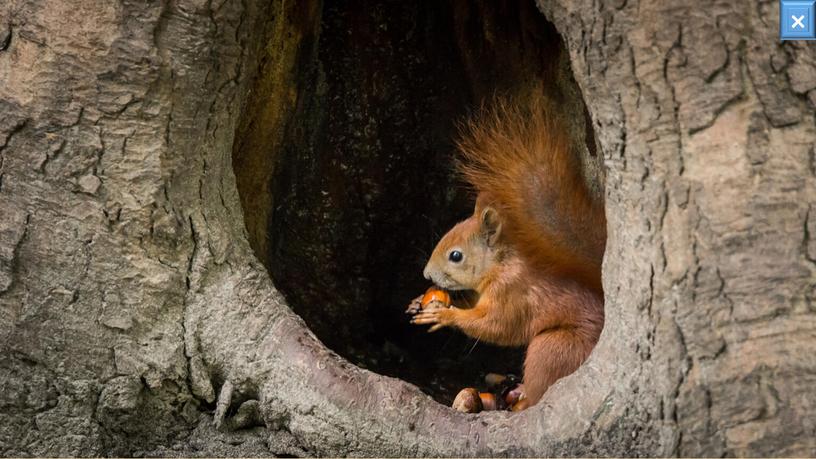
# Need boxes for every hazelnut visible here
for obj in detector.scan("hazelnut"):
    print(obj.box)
[452,388,482,413]
[420,286,451,310]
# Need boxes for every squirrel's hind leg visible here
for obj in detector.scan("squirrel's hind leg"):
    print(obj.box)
[521,329,589,407]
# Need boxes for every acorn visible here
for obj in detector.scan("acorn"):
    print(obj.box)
[511,397,530,412]
[504,385,524,407]
[484,373,507,388]
[420,286,451,310]
[478,392,501,411]
[452,388,482,413]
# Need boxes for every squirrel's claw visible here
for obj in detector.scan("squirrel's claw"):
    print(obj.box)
[411,310,440,325]
[404,294,424,315]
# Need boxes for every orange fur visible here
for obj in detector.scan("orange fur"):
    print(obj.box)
[415,93,605,408]
[457,96,606,292]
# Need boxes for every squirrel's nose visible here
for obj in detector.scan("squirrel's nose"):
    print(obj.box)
[423,265,431,281]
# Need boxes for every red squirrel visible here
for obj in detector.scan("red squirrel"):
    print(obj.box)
[409,94,605,410]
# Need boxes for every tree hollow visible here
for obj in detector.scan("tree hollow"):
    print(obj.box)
[232,0,603,405]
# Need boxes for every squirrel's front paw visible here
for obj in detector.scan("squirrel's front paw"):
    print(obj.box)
[410,306,457,332]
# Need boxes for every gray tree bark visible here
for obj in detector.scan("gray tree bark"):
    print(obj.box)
[0,0,814,457]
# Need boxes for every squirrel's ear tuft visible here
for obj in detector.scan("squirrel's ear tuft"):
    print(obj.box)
[480,206,502,247]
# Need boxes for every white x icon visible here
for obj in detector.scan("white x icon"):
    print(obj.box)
[792,14,806,29]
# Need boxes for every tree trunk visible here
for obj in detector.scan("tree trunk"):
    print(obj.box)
[1,0,814,457]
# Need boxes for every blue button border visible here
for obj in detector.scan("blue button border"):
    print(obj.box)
[781,0,816,40]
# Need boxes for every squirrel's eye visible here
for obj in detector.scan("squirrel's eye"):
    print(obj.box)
[448,250,463,263]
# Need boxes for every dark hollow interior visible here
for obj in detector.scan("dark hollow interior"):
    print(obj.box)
[232,0,602,404]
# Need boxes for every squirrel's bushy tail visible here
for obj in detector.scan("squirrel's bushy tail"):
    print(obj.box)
[456,94,606,291]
